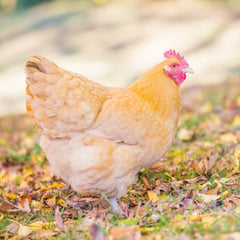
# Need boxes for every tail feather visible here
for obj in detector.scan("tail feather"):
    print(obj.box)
[25,55,60,130]
[25,55,59,77]
[25,55,108,137]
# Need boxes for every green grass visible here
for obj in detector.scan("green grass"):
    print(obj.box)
[0,80,240,239]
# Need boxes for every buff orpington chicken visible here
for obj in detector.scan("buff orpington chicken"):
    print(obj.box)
[25,50,193,211]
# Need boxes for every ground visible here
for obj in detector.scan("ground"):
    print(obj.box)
[0,77,240,240]
[0,0,240,115]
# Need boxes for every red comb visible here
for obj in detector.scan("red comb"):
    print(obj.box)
[164,49,189,67]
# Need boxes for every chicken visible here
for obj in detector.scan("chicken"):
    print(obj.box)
[25,49,193,210]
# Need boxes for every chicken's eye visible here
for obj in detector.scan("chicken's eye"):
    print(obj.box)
[172,64,176,68]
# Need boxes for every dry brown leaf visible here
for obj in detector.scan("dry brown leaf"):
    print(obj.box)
[205,186,218,195]
[17,195,31,213]
[197,157,208,173]
[46,196,56,206]
[55,206,67,232]
[224,196,240,209]
[141,176,152,190]
[5,222,19,234]
[135,205,148,217]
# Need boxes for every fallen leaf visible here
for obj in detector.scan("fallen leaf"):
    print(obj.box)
[233,157,239,173]
[197,157,208,173]
[109,226,141,240]
[178,128,194,141]
[232,115,240,127]
[18,195,31,213]
[5,193,18,199]
[135,205,148,217]
[220,132,237,144]
[201,215,217,228]
[6,222,19,234]
[234,145,240,158]
[55,206,67,232]
[31,200,41,209]
[18,225,35,237]
[147,191,159,203]
[206,186,218,195]
[46,196,56,206]
[224,196,240,209]
[188,213,202,221]
[198,194,219,203]
[51,182,66,189]
[141,176,152,190]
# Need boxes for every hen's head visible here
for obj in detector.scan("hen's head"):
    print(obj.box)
[163,49,193,85]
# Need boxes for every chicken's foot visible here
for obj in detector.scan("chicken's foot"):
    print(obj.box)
[109,198,120,212]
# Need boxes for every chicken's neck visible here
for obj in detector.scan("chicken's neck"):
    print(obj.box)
[128,64,181,113]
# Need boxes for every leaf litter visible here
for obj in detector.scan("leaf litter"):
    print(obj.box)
[0,78,240,239]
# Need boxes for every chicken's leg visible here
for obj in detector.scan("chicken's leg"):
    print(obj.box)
[109,198,120,212]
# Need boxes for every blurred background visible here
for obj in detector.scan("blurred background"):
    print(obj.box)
[0,0,240,116]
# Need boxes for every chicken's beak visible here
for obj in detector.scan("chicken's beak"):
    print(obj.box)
[183,67,194,74]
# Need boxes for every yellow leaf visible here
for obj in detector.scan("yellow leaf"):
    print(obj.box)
[18,225,35,237]
[18,221,43,237]
[234,145,240,158]
[233,157,239,173]
[136,227,154,233]
[232,115,240,127]
[57,198,67,207]
[236,96,240,106]
[164,172,175,180]
[220,133,237,144]
[178,128,194,141]
[201,215,217,228]
[50,182,66,189]
[0,138,6,146]
[199,191,229,203]
[29,221,45,228]
[147,191,159,203]
[220,191,229,198]
[41,207,51,213]
[159,195,168,199]
[19,180,29,189]
[40,186,50,191]
[5,193,18,199]
[0,214,4,220]
[175,214,184,221]
[188,213,201,221]
[31,200,41,209]
[173,156,182,164]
